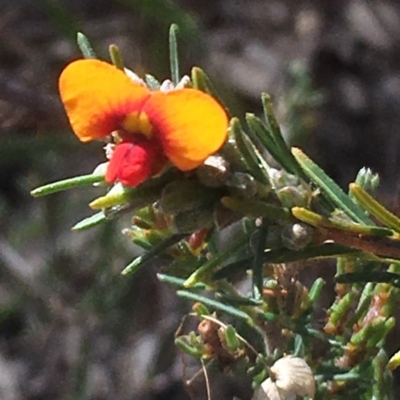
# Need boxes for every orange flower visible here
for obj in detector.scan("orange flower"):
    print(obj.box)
[59,59,228,187]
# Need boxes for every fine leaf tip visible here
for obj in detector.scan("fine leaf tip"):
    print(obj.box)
[170,23,179,33]
[183,275,197,288]
[291,147,301,156]
[30,188,40,197]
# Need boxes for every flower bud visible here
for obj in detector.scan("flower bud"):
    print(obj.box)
[269,168,300,189]
[269,168,312,208]
[276,186,310,209]
[252,378,291,400]
[252,356,315,400]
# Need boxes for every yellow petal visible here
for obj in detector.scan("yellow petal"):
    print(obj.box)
[59,59,151,142]
[143,88,228,170]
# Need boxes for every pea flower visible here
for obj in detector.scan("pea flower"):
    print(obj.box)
[59,59,228,187]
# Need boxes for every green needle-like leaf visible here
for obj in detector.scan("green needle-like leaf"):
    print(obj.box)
[72,212,107,231]
[230,118,269,184]
[308,278,325,306]
[261,93,306,178]
[336,271,400,287]
[177,290,253,322]
[292,207,393,236]
[157,273,206,289]
[251,222,268,299]
[350,183,400,233]
[31,174,104,197]
[191,67,229,113]
[169,24,180,85]
[245,113,290,172]
[184,230,253,287]
[109,44,125,70]
[214,293,263,306]
[262,243,359,263]
[292,148,374,225]
[212,258,253,281]
[77,32,97,59]
[213,243,359,281]
[121,234,186,276]
[89,186,132,209]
